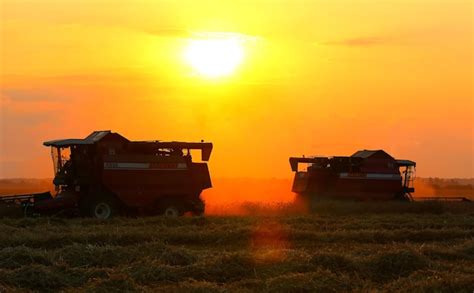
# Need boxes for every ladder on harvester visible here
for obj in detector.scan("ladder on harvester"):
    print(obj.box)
[402,166,416,201]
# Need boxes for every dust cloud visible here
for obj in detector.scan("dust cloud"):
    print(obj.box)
[202,178,300,215]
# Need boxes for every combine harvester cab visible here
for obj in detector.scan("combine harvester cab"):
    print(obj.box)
[289,150,416,201]
[1,131,213,219]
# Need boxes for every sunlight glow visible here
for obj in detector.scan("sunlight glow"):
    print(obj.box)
[184,37,244,78]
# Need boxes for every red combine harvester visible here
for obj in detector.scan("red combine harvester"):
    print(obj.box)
[0,131,213,218]
[290,150,416,201]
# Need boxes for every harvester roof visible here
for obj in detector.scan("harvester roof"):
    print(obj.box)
[351,149,393,159]
[43,131,124,147]
[43,130,213,161]
[396,159,416,167]
[290,149,416,172]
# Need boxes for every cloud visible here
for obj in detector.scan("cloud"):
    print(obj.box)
[0,88,64,118]
[323,36,388,47]
[1,89,62,102]
[144,29,262,43]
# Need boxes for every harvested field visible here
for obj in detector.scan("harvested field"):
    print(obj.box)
[0,201,473,292]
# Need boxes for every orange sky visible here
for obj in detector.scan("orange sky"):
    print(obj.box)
[0,0,472,179]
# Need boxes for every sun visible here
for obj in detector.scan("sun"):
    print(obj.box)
[184,37,244,78]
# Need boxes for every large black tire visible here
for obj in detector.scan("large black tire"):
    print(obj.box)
[81,194,119,219]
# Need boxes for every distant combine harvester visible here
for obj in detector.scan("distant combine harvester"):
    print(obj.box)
[290,150,417,201]
[290,150,471,202]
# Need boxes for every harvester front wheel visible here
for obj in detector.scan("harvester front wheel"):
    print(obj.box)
[83,195,119,220]
[93,202,113,219]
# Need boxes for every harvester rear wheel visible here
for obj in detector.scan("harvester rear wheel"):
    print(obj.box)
[163,205,182,217]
